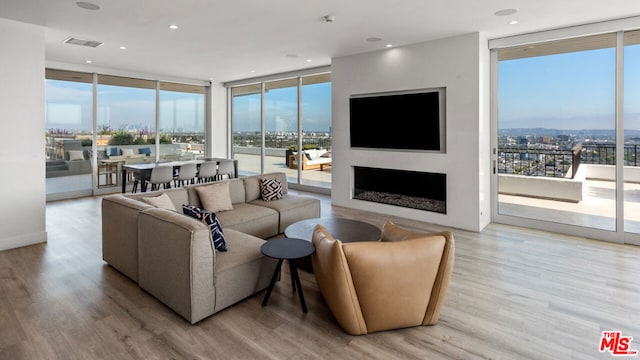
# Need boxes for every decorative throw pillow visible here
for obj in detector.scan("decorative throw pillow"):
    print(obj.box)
[304,152,313,161]
[68,150,85,161]
[109,147,119,157]
[141,193,176,211]
[260,178,283,201]
[182,205,227,252]
[138,147,151,156]
[194,182,234,212]
[121,148,134,156]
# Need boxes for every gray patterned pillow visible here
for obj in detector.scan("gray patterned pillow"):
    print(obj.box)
[260,178,283,201]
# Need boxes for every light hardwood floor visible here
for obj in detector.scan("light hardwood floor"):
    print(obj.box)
[1,191,639,359]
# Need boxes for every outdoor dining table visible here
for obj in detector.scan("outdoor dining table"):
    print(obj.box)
[120,158,237,193]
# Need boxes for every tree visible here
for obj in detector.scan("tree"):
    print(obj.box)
[109,131,134,145]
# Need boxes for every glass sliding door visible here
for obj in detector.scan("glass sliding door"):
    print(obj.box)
[496,34,617,231]
[97,75,156,191]
[230,71,332,190]
[231,84,262,176]
[624,30,640,237]
[264,78,299,182]
[45,70,94,199]
[301,73,332,188]
[159,82,206,161]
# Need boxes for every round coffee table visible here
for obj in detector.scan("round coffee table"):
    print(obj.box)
[261,238,315,313]
[284,218,381,243]
[284,218,381,272]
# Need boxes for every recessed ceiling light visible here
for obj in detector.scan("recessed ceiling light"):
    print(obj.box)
[306,59,312,62]
[169,24,179,30]
[250,70,256,73]
[76,2,100,10]
[85,60,92,64]
[508,20,519,25]
[495,8,518,16]
[119,46,127,50]
[366,37,382,42]
[385,44,393,48]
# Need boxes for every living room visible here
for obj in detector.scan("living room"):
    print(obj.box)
[1,1,640,358]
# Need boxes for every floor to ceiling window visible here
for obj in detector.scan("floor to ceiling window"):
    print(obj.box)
[230,71,332,190]
[231,84,262,176]
[264,78,299,182]
[494,30,640,244]
[159,82,206,160]
[624,30,640,235]
[45,70,94,198]
[45,69,207,200]
[300,74,332,187]
[97,75,156,163]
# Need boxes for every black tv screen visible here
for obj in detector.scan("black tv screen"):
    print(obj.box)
[349,89,445,152]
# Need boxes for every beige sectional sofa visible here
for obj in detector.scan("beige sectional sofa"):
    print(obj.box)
[101,172,321,323]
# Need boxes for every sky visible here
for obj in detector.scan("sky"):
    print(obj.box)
[498,43,640,131]
[45,81,204,133]
[231,81,332,133]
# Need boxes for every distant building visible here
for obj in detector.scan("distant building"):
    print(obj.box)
[517,136,528,145]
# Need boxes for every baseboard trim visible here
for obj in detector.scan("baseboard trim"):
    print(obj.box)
[0,231,47,251]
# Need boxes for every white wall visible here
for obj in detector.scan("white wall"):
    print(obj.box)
[0,18,47,250]
[331,33,490,232]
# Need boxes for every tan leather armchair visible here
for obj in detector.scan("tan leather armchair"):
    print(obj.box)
[311,221,455,335]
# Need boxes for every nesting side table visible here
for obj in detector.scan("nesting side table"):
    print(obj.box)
[260,238,315,313]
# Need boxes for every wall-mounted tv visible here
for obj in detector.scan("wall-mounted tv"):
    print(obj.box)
[349,88,446,152]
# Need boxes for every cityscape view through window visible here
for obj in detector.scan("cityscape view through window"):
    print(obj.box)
[496,31,640,238]
[45,70,205,199]
[231,73,332,189]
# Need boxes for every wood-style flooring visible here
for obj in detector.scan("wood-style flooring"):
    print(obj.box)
[1,190,639,359]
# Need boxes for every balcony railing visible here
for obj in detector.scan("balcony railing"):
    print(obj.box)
[580,143,640,166]
[498,143,640,179]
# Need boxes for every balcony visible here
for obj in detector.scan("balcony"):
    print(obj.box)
[498,144,640,232]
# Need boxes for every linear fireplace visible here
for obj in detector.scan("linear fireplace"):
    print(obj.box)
[353,166,446,214]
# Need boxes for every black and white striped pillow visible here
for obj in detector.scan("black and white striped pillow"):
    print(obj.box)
[260,178,283,201]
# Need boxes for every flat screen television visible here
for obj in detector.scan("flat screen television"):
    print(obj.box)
[349,88,445,152]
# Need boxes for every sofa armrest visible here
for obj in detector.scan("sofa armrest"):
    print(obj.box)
[138,208,216,324]
[102,195,155,282]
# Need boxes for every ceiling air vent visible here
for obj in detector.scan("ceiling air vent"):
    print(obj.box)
[63,37,103,48]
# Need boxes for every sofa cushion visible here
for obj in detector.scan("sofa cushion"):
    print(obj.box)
[249,195,321,233]
[216,203,279,239]
[183,205,227,252]
[260,178,283,201]
[141,193,177,211]
[195,182,234,213]
[68,150,85,161]
[244,172,288,202]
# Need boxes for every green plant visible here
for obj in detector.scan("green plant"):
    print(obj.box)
[133,137,148,145]
[147,133,172,144]
[108,131,134,145]
[81,138,92,147]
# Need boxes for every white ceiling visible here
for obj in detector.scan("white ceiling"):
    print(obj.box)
[1,0,640,83]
